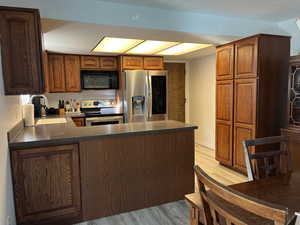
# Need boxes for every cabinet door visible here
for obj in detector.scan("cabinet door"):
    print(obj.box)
[99,57,117,70]
[122,56,143,70]
[81,56,100,69]
[65,55,81,92]
[11,145,81,225]
[216,80,234,121]
[233,124,255,172]
[48,55,66,92]
[216,45,234,80]
[144,57,164,70]
[0,9,44,95]
[234,78,257,125]
[216,120,233,166]
[235,37,258,79]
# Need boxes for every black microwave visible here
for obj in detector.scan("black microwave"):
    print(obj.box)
[81,70,119,90]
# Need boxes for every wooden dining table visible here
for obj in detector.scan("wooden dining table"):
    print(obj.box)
[230,171,300,223]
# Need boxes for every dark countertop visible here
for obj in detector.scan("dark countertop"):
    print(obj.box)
[9,116,198,149]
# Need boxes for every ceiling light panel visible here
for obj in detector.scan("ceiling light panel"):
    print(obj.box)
[92,37,143,53]
[126,40,179,55]
[156,43,212,56]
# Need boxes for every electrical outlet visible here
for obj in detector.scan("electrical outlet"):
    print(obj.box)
[7,216,11,225]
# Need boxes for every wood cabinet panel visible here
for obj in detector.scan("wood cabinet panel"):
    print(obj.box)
[48,54,66,92]
[233,124,255,172]
[72,117,85,127]
[235,38,258,79]
[80,130,194,220]
[234,78,257,125]
[216,120,233,166]
[65,55,81,92]
[11,145,81,225]
[144,57,164,70]
[122,56,144,70]
[81,56,100,69]
[216,45,234,80]
[99,57,117,70]
[0,8,44,95]
[216,80,234,121]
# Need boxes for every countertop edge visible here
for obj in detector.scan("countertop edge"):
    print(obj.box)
[9,125,198,150]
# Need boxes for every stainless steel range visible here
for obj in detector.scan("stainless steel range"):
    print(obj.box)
[81,100,123,126]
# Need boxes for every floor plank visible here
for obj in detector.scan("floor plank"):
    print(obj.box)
[75,145,247,225]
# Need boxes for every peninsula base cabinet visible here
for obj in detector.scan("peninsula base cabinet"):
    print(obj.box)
[215,34,290,173]
[11,145,82,225]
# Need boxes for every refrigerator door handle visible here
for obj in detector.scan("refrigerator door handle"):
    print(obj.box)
[148,74,152,119]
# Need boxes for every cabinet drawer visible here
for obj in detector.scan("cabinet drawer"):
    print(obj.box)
[144,57,164,70]
[11,145,82,225]
[122,56,143,70]
[81,56,100,69]
[99,57,117,70]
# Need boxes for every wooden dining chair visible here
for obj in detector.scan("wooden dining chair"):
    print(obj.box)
[194,165,291,225]
[243,136,292,181]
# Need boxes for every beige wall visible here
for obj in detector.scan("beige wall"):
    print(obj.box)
[0,54,20,225]
[189,54,216,149]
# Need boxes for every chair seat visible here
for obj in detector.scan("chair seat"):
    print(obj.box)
[206,191,273,225]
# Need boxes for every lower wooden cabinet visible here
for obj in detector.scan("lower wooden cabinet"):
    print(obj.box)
[233,124,255,172]
[216,121,233,166]
[11,144,82,225]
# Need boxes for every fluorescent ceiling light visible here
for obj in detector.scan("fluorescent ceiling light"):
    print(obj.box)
[92,37,143,53]
[126,40,179,54]
[156,43,212,55]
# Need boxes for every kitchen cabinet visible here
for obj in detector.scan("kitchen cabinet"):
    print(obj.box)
[215,34,290,173]
[72,117,85,127]
[121,56,144,70]
[65,55,81,92]
[144,57,164,70]
[99,57,117,70]
[216,45,234,80]
[48,54,66,92]
[81,56,100,69]
[11,144,82,225]
[0,6,44,95]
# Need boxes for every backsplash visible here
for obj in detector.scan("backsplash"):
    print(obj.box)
[45,90,116,108]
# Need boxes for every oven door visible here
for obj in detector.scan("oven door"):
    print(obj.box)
[81,70,119,90]
[85,116,123,126]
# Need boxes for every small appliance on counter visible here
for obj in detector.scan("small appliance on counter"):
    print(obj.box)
[31,95,48,118]
[81,100,123,126]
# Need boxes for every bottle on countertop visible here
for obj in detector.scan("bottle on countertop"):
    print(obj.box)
[58,99,65,115]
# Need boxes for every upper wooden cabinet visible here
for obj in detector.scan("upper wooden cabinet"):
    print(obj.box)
[99,57,117,70]
[11,144,82,225]
[144,57,164,70]
[215,34,290,173]
[0,7,44,95]
[235,37,258,79]
[122,56,144,70]
[65,55,81,92]
[81,56,100,69]
[216,45,234,80]
[48,54,66,92]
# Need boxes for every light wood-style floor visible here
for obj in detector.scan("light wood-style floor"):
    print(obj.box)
[76,145,247,225]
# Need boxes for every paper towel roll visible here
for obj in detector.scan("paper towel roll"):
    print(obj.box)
[22,104,35,127]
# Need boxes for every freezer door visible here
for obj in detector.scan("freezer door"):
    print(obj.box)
[124,70,149,123]
[148,70,168,121]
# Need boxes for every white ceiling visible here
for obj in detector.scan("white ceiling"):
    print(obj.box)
[98,0,300,22]
[42,18,237,60]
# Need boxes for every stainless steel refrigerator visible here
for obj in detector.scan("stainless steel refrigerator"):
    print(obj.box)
[123,70,168,123]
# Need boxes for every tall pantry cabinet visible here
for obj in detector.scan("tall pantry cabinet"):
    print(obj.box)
[215,34,290,173]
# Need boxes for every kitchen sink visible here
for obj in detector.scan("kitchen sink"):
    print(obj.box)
[36,118,67,125]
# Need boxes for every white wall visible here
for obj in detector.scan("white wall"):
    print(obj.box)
[189,54,216,149]
[0,54,21,225]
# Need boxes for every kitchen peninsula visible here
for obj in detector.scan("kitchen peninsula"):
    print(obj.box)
[8,118,197,225]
